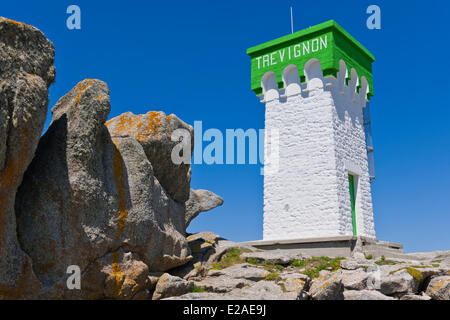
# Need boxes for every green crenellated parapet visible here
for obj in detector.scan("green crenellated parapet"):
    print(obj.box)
[247,20,375,98]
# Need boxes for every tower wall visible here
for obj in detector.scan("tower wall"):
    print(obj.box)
[331,64,376,238]
[262,60,375,240]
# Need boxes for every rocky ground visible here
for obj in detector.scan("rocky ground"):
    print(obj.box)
[157,232,450,300]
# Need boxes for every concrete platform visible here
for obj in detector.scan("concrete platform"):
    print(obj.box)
[240,236,406,259]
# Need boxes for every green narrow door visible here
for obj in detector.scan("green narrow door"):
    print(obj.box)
[348,174,357,236]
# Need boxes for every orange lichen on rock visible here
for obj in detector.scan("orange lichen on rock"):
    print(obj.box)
[430,279,448,293]
[136,111,162,141]
[110,141,129,297]
[0,17,34,29]
[74,79,95,107]
[106,111,166,142]
[110,250,124,297]
[106,113,141,136]
[112,141,128,238]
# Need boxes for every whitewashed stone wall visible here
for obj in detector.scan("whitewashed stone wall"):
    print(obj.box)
[262,59,376,240]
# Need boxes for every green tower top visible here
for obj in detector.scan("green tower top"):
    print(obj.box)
[247,20,375,98]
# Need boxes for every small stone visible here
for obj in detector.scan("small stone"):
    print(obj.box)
[241,249,302,265]
[379,269,419,296]
[207,263,270,281]
[400,294,431,300]
[344,290,396,300]
[225,281,297,300]
[340,259,372,270]
[194,276,250,293]
[309,270,344,300]
[425,276,450,300]
[342,269,370,290]
[152,273,194,300]
[164,292,224,300]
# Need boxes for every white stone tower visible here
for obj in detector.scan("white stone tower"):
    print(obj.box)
[247,21,376,241]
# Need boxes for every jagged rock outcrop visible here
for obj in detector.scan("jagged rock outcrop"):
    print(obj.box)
[185,189,224,229]
[0,17,224,299]
[15,79,192,298]
[0,17,55,299]
[106,111,194,203]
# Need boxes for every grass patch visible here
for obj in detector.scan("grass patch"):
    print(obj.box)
[432,259,442,263]
[245,255,345,279]
[304,268,320,279]
[264,272,281,281]
[375,255,397,266]
[244,258,285,273]
[365,254,373,260]
[278,283,288,293]
[211,248,247,270]
[246,258,260,265]
[191,285,208,293]
[275,264,285,271]
[389,267,423,282]
[290,259,306,268]
[297,256,345,279]
[432,263,440,268]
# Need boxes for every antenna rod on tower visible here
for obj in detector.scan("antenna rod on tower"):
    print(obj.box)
[290,6,294,34]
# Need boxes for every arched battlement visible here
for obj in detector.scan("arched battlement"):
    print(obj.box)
[282,64,301,97]
[359,76,370,101]
[304,58,323,93]
[333,61,370,102]
[256,57,372,103]
[336,60,348,93]
[261,71,279,101]
[348,68,359,94]
[258,58,371,106]
[247,20,375,99]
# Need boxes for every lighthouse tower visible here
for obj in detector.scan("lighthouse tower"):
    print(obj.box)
[247,21,376,241]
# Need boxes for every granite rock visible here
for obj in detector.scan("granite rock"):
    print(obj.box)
[0,17,55,299]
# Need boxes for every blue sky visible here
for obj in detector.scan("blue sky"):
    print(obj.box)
[3,0,449,252]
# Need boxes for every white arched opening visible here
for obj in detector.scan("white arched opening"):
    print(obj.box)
[261,71,279,101]
[337,60,348,92]
[304,58,323,91]
[359,76,369,100]
[282,64,301,96]
[348,68,359,93]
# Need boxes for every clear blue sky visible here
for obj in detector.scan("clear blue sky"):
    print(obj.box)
[3,0,449,253]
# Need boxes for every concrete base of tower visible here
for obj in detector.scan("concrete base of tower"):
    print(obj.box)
[240,236,409,260]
